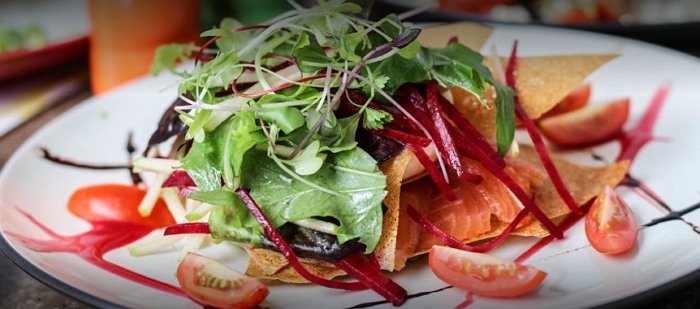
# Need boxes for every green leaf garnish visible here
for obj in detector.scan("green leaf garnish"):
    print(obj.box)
[238,147,386,253]
[150,43,197,76]
[363,107,393,130]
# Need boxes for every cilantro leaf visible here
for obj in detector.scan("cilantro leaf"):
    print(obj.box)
[363,107,393,130]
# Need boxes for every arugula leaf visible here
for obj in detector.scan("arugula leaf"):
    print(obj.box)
[280,140,326,175]
[293,32,330,73]
[493,84,516,157]
[430,43,516,157]
[150,43,197,76]
[306,111,342,146]
[258,107,305,134]
[365,51,431,96]
[201,17,252,54]
[340,32,362,63]
[181,111,267,190]
[197,192,265,246]
[430,44,489,101]
[180,139,222,192]
[324,114,360,153]
[240,147,386,253]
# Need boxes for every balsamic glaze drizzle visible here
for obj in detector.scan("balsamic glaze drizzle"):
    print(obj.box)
[643,201,700,235]
[39,132,142,185]
[623,174,672,213]
[39,147,131,170]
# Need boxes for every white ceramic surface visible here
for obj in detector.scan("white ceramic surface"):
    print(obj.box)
[1,24,700,309]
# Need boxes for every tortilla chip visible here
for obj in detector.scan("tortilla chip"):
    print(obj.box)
[518,146,630,219]
[374,148,413,271]
[418,22,493,50]
[452,54,618,139]
[244,247,346,283]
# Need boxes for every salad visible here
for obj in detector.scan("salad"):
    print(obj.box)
[33,0,636,308]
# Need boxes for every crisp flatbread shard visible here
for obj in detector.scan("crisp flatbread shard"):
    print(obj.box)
[452,54,618,139]
[417,22,493,50]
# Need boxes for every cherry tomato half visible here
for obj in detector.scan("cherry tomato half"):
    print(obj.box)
[177,252,269,309]
[68,184,175,228]
[585,186,638,255]
[428,246,547,297]
[541,83,591,119]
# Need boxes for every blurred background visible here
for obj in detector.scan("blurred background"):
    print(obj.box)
[2,0,700,94]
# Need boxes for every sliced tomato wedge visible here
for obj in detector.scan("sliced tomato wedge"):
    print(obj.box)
[428,246,547,297]
[540,83,591,119]
[585,186,638,255]
[538,97,630,148]
[68,184,175,228]
[176,252,269,309]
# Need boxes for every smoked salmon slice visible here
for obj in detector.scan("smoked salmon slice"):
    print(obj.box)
[399,155,546,256]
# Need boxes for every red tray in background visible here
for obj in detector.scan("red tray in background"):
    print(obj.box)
[0,36,89,84]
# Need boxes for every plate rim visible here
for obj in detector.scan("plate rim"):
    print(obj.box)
[1,21,700,309]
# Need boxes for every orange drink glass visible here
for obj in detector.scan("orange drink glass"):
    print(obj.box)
[88,0,201,94]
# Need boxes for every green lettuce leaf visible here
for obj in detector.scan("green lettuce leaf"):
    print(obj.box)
[181,111,267,191]
[191,191,265,246]
[429,43,516,157]
[239,147,386,253]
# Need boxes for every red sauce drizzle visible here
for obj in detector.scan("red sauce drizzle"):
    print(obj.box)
[454,292,475,309]
[4,184,188,299]
[616,81,672,163]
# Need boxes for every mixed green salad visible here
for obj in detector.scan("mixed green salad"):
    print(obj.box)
[147,0,515,256]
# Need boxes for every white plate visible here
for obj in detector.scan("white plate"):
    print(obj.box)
[2,23,700,309]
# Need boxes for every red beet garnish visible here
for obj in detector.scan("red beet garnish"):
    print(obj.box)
[438,94,506,168]
[398,85,482,185]
[505,41,581,217]
[369,127,431,148]
[163,222,211,235]
[616,81,672,163]
[424,80,473,183]
[405,143,457,201]
[237,189,368,291]
[334,253,408,306]
[162,170,197,188]
[406,204,530,253]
